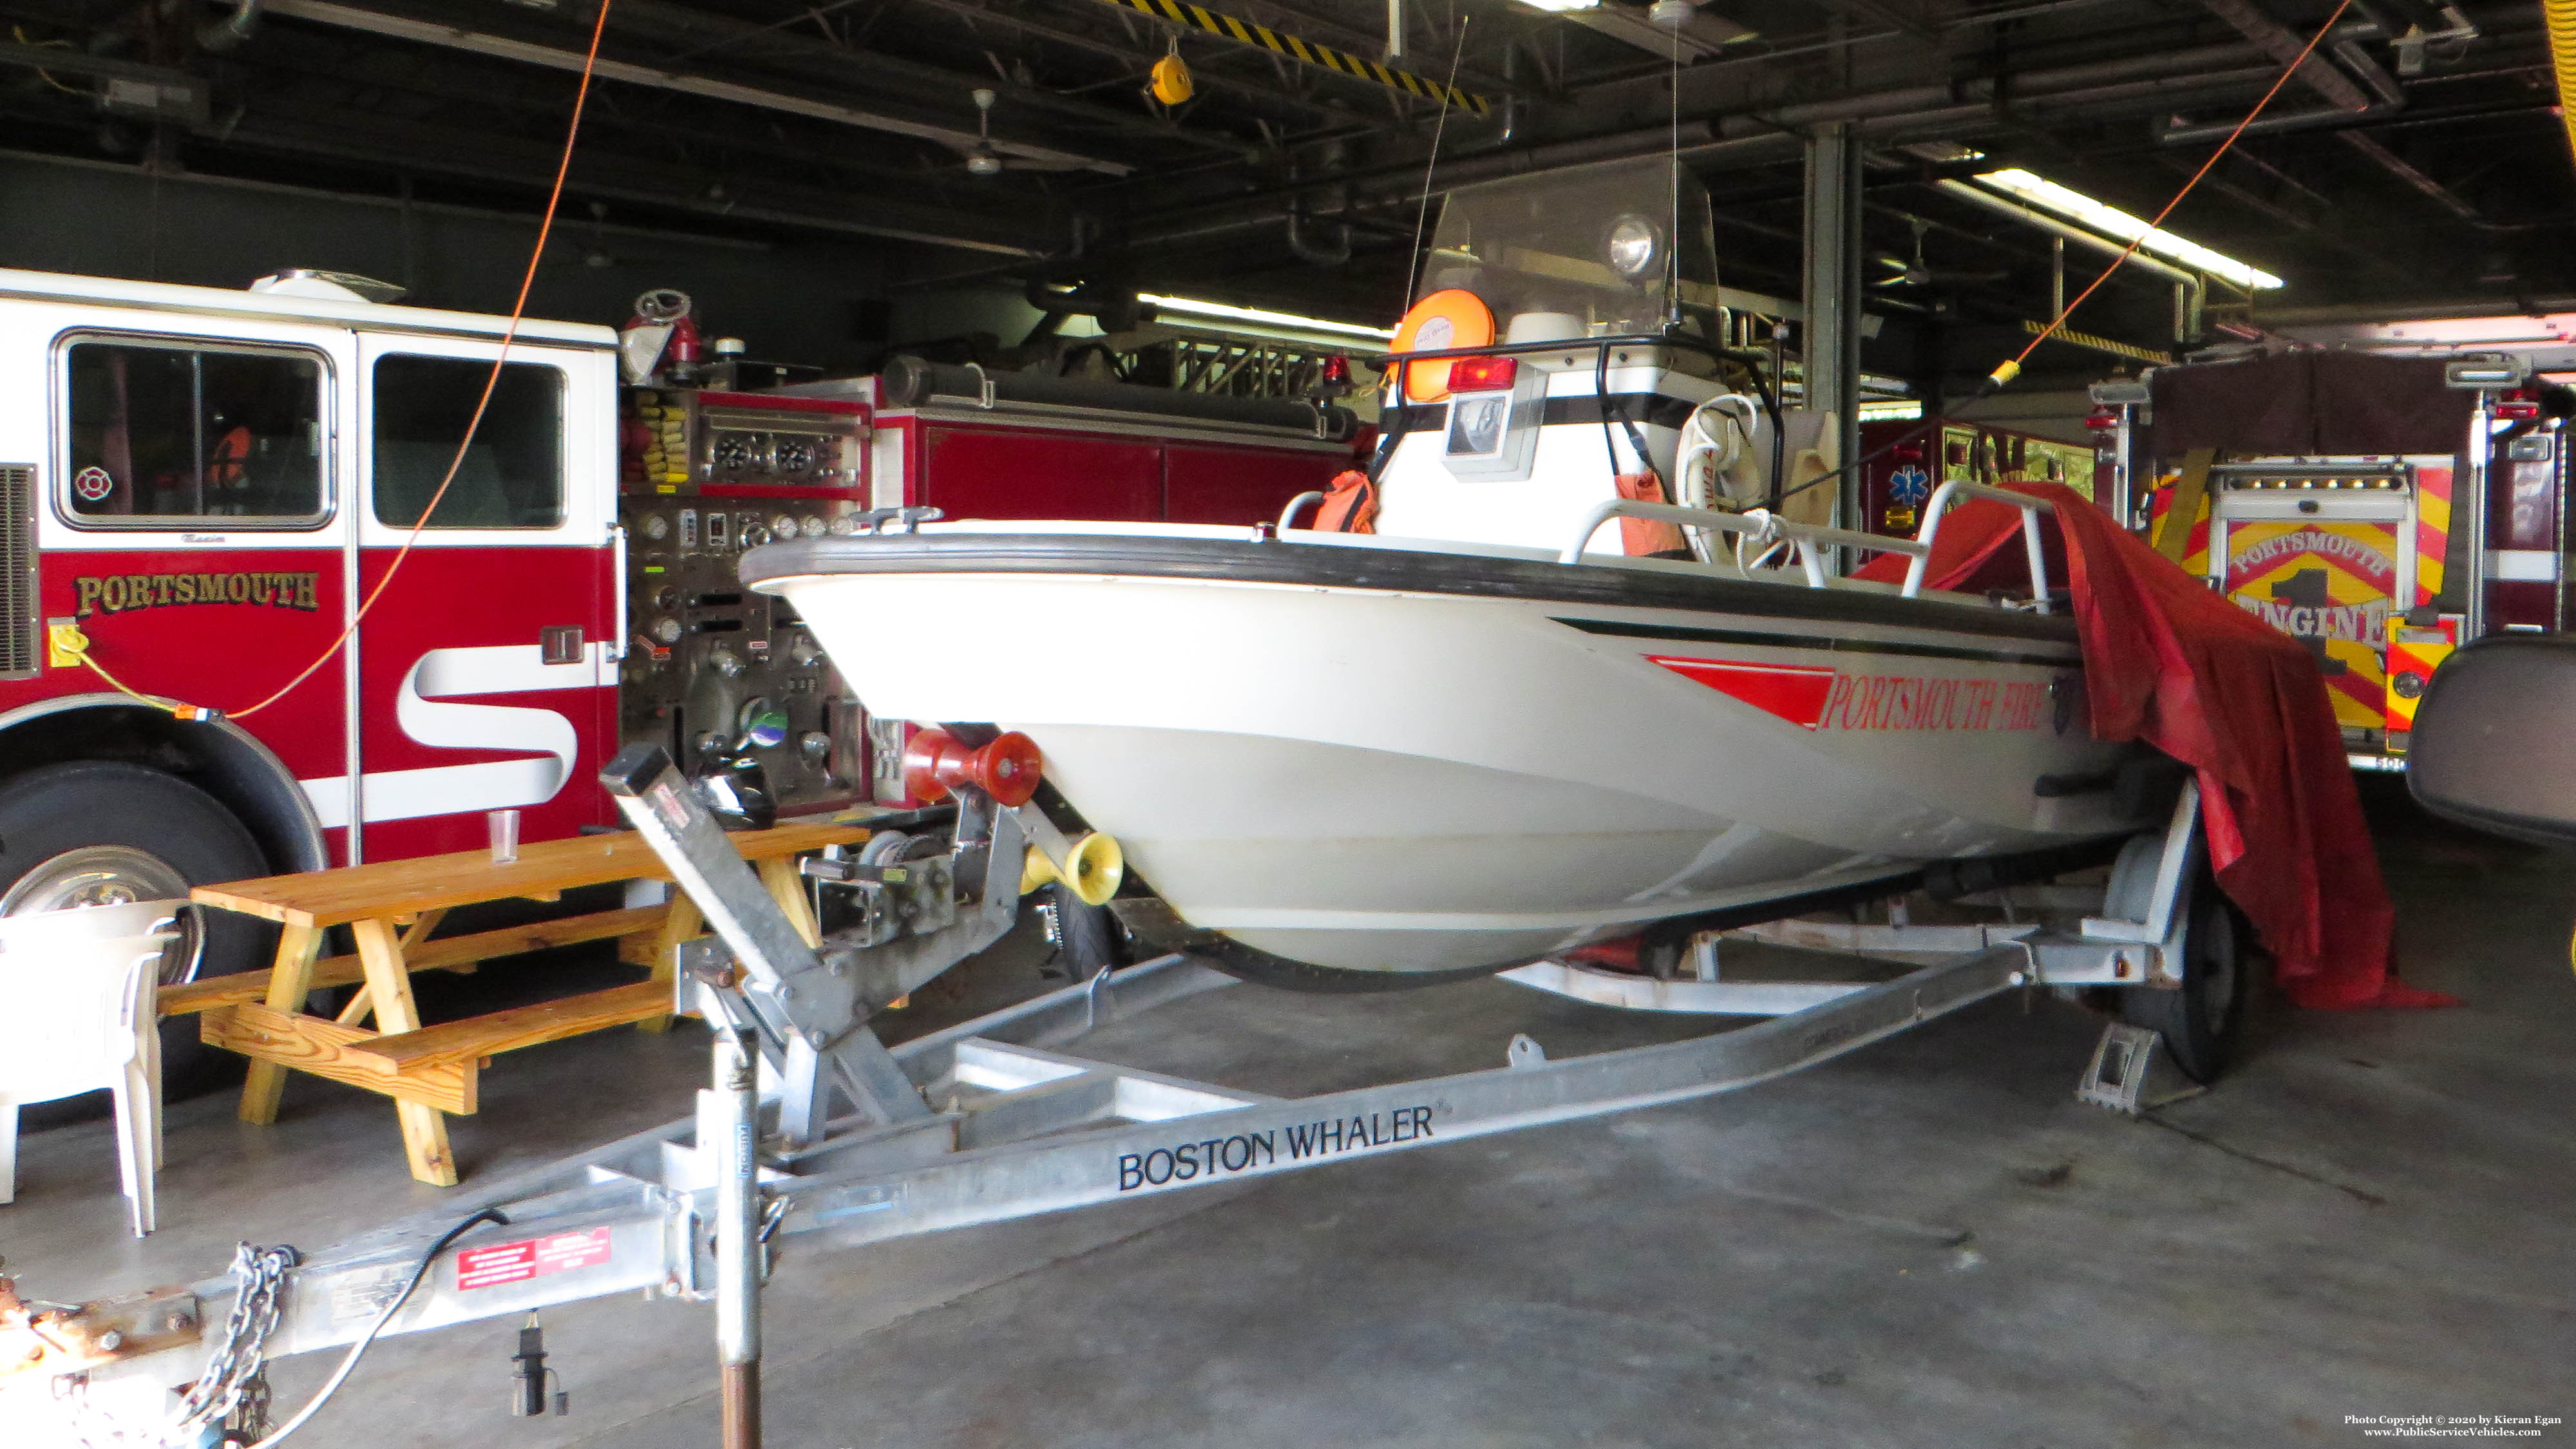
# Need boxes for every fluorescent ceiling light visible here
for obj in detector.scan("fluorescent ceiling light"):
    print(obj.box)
[1514,0,1602,11]
[1858,400,1925,422]
[1139,293,1397,341]
[1972,168,2284,292]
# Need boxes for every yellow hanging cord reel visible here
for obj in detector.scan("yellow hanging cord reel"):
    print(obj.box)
[1149,39,1193,107]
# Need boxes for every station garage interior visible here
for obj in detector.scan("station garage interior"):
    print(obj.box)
[0,1,2571,1446]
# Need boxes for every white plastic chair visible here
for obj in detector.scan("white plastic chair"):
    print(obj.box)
[0,906,183,1238]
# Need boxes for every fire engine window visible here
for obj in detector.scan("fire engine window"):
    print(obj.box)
[372,355,565,529]
[62,341,326,524]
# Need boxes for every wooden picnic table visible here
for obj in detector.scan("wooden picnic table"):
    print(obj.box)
[162,820,866,1186]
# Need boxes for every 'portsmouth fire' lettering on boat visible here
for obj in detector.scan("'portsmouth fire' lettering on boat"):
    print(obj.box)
[1817,674,2048,732]
[1115,1106,1434,1191]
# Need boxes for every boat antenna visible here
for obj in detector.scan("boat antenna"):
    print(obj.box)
[1666,17,1681,332]
[1401,14,1470,308]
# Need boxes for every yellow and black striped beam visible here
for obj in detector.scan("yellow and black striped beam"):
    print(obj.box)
[1088,0,1492,116]
[2021,318,2173,367]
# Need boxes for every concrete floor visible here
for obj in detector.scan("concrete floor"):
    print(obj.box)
[6,781,2573,1447]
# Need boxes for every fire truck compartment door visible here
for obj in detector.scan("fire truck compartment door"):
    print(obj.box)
[2208,486,2413,731]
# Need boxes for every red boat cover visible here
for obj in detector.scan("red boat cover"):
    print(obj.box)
[1853,482,2445,1009]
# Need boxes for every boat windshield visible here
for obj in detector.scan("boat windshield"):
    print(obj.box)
[1416,156,1720,343]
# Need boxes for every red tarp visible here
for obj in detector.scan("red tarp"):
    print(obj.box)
[1854,482,2447,1009]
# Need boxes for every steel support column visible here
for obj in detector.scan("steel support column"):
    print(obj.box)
[1802,121,1865,542]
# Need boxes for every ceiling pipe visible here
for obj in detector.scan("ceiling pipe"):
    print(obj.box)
[1283,204,1354,265]
[1929,179,2204,289]
[1126,37,2298,238]
[258,0,1128,174]
[197,0,263,53]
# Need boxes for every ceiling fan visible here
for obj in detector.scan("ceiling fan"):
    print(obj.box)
[946,88,1088,176]
[1872,220,2010,289]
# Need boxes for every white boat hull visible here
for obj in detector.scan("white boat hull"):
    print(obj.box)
[750,529,2143,979]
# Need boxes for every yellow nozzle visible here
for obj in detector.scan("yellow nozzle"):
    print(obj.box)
[1020,831,1124,907]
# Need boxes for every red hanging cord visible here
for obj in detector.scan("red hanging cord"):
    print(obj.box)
[68,0,619,720]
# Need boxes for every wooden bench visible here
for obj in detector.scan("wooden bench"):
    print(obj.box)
[179,820,866,1185]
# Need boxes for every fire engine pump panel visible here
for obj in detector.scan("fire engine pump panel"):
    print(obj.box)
[606,290,1360,817]
[617,386,871,817]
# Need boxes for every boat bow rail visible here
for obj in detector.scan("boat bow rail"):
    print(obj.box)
[1562,478,2061,612]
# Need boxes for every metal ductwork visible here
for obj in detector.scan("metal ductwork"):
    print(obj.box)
[1283,204,1352,267]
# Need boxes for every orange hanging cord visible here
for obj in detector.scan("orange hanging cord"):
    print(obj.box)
[61,0,618,722]
[1976,0,2353,399]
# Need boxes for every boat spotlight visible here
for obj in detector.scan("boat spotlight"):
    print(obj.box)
[1603,214,1665,283]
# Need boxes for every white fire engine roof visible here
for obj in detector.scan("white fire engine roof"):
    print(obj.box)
[0,267,618,349]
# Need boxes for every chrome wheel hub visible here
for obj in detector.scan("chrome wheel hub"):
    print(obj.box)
[1,845,205,985]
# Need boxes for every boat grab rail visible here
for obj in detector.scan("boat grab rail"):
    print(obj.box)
[1278,491,1326,530]
[1901,480,2058,614]
[1562,498,1925,589]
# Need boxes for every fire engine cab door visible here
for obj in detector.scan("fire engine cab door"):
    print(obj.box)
[352,334,619,860]
[39,317,357,861]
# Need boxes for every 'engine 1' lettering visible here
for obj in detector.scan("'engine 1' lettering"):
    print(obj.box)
[1115,1105,1435,1192]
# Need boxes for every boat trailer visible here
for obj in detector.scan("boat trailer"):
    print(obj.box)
[1,748,2220,1448]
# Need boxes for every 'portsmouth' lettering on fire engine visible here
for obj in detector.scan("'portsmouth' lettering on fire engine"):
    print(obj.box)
[74,571,322,618]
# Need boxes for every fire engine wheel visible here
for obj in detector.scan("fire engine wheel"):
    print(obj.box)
[2119,880,2252,1086]
[0,762,274,1103]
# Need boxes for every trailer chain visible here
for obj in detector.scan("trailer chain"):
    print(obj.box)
[50,1242,298,1448]
[178,1243,299,1446]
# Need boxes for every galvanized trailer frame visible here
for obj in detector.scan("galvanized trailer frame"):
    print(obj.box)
[11,757,2213,1448]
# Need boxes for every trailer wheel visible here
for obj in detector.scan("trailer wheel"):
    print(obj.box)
[0,762,275,1103]
[1049,883,1126,980]
[2120,880,2250,1085]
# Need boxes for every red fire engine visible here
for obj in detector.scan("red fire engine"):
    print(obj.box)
[0,266,1359,1071]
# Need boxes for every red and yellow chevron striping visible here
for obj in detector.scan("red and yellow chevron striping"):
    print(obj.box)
[2414,464,2452,604]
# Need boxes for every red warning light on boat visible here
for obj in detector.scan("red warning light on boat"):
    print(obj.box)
[1448,356,1519,392]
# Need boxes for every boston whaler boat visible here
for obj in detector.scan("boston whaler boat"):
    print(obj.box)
[743,160,2157,989]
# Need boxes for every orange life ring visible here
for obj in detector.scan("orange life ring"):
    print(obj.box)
[1392,289,1494,404]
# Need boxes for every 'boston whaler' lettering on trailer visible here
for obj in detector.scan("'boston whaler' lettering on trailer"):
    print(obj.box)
[1116,1105,1435,1191]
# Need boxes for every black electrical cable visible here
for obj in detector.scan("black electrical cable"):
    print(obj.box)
[249,1208,512,1446]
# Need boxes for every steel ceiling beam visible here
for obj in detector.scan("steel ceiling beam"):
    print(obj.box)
[868,0,1354,125]
[211,93,1052,254]
[2193,0,2376,109]
[598,0,1249,158]
[259,0,1133,174]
